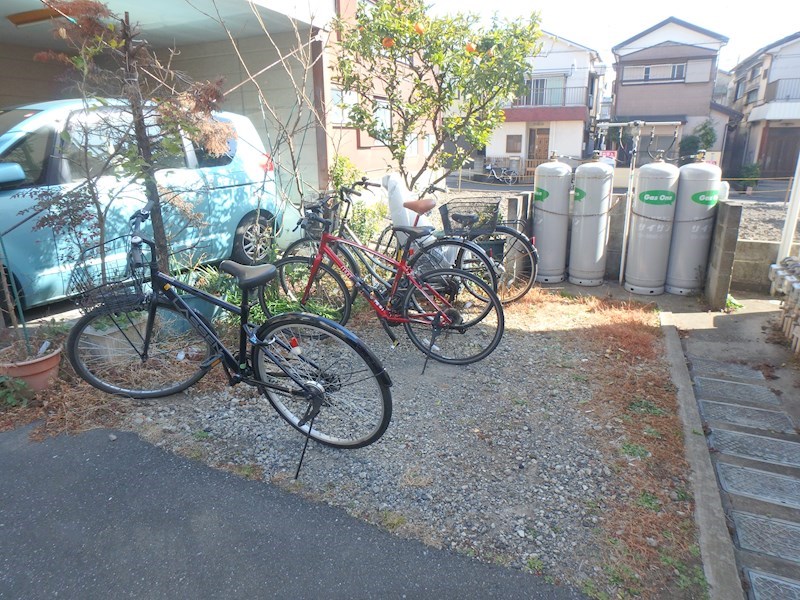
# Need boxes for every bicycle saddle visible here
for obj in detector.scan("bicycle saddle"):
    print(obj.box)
[392,225,435,240]
[219,260,278,290]
[403,197,436,215]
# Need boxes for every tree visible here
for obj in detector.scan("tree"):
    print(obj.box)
[693,118,718,151]
[33,0,232,271]
[334,0,541,191]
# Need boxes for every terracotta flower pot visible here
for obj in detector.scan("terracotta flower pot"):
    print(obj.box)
[0,346,62,393]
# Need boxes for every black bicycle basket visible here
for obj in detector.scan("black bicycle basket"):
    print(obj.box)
[439,197,500,236]
[67,235,149,313]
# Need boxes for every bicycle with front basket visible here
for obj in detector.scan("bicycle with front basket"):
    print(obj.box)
[259,203,505,367]
[65,207,392,450]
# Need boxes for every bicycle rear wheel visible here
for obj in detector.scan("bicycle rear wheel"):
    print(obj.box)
[253,313,392,448]
[409,238,498,293]
[67,298,213,398]
[260,256,352,325]
[469,225,538,303]
[402,268,504,365]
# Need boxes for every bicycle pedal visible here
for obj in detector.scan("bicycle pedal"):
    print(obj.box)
[200,354,223,369]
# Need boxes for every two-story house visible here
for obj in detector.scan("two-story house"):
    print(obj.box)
[482,33,606,181]
[724,32,800,179]
[610,17,730,164]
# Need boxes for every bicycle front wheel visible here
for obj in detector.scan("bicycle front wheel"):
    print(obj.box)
[253,313,392,448]
[469,225,538,303]
[282,237,361,301]
[260,256,352,325]
[402,268,504,365]
[67,298,213,398]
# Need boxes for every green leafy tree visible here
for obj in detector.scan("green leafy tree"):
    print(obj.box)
[693,118,718,151]
[335,0,541,190]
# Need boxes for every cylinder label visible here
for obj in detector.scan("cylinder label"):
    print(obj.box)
[639,190,676,205]
[534,188,549,202]
[691,190,719,206]
[573,188,586,201]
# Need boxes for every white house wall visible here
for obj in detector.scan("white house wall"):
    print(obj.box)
[769,39,800,82]
[550,121,585,156]
[615,23,725,57]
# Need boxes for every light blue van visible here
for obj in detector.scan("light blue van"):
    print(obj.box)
[0,99,283,309]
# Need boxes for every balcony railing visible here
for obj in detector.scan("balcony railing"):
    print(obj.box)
[511,86,589,108]
[766,78,800,102]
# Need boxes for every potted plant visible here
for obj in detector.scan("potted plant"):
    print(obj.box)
[0,245,62,396]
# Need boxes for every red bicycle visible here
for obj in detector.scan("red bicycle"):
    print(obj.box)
[259,189,505,366]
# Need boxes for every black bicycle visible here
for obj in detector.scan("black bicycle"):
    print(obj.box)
[65,208,392,450]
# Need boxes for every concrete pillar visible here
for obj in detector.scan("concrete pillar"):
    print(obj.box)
[705,201,742,310]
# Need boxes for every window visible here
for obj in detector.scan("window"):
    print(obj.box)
[529,78,546,104]
[506,135,522,153]
[746,89,758,104]
[750,66,761,81]
[405,134,418,158]
[331,88,358,125]
[0,125,53,187]
[61,110,135,182]
[734,79,745,100]
[374,98,391,143]
[623,63,686,84]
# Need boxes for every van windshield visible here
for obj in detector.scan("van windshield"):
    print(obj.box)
[0,109,42,135]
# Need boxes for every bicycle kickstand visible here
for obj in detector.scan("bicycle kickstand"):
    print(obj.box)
[421,318,444,375]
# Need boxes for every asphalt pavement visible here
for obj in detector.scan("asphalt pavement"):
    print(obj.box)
[0,424,583,600]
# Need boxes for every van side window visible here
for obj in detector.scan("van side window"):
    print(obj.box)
[192,137,236,168]
[1,126,53,187]
[61,110,135,182]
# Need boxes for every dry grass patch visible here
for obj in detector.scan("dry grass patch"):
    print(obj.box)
[512,289,705,599]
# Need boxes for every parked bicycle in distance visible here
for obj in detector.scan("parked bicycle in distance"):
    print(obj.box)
[65,207,393,452]
[260,188,505,367]
[484,163,519,185]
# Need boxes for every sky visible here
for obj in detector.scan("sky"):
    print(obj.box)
[428,0,799,73]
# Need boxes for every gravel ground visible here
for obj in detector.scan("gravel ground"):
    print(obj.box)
[123,304,613,588]
[118,186,790,592]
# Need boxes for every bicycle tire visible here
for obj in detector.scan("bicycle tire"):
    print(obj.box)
[282,237,361,301]
[374,225,401,261]
[67,298,213,398]
[260,256,352,325]
[507,170,519,185]
[402,268,504,365]
[253,313,392,449]
[469,225,538,303]
[408,238,498,293]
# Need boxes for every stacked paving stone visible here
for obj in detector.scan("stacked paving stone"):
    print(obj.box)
[769,257,800,353]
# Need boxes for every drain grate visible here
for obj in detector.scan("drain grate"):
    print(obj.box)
[688,356,766,381]
[732,511,800,564]
[699,400,795,433]
[710,430,800,468]
[717,463,800,509]
[694,377,780,405]
[748,569,800,600]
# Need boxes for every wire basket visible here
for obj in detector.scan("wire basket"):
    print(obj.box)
[439,198,500,236]
[67,235,149,313]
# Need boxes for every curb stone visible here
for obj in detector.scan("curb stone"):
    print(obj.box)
[660,315,744,600]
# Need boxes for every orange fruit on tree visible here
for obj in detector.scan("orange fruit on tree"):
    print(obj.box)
[382,37,395,49]
[414,22,425,35]
[466,41,477,53]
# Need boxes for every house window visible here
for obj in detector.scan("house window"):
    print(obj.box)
[745,89,758,104]
[506,135,522,153]
[734,79,745,100]
[331,88,358,125]
[405,134,418,158]
[374,98,391,138]
[623,63,686,84]
[529,79,546,104]
[750,66,761,81]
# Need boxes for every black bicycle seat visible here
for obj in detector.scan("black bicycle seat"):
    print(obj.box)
[219,260,278,290]
[392,225,435,240]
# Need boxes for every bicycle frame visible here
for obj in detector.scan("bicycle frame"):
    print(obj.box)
[137,240,326,397]
[303,230,459,328]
